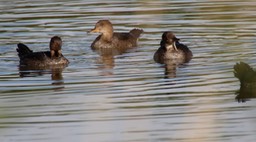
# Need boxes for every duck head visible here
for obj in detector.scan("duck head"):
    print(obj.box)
[50,36,62,58]
[161,32,180,51]
[88,20,114,39]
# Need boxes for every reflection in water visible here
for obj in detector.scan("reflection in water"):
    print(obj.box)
[92,46,131,76]
[51,68,64,86]
[19,65,66,87]
[164,63,177,78]
[96,55,115,76]
[234,62,256,102]
[163,59,191,79]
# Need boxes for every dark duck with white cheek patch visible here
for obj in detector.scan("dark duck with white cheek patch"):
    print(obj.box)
[88,20,143,50]
[154,32,193,64]
[16,36,69,67]
[49,36,62,58]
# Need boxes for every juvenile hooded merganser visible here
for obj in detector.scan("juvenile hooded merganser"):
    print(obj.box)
[16,36,69,67]
[88,20,143,50]
[154,32,192,64]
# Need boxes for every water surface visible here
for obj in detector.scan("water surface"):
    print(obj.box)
[1,0,256,142]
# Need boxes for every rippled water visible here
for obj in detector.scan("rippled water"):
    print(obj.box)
[1,0,256,142]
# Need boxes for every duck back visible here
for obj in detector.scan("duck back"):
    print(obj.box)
[129,28,143,39]
[91,29,143,50]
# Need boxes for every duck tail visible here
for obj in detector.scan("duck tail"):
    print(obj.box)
[16,43,33,58]
[234,62,254,82]
[130,28,143,38]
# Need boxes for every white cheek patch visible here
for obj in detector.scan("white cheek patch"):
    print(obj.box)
[166,41,178,51]
[173,41,178,51]
[166,44,174,50]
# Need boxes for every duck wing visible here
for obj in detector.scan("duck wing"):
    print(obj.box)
[175,42,193,62]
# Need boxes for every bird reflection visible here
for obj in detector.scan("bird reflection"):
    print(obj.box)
[19,65,67,88]
[163,59,189,79]
[96,55,115,76]
[50,68,64,86]
[92,46,129,76]
[234,62,256,102]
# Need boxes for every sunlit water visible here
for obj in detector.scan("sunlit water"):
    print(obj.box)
[1,0,256,142]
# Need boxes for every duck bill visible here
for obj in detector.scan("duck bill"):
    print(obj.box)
[87,28,100,33]
[174,37,180,41]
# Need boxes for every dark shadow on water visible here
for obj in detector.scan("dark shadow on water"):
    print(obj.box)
[234,62,256,102]
[19,65,67,89]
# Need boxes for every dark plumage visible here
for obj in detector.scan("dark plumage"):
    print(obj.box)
[16,36,69,67]
[154,32,193,64]
[50,36,62,58]
[88,20,143,50]
[234,62,256,102]
[234,62,256,84]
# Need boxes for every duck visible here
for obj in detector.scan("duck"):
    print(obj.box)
[234,62,256,84]
[154,31,193,64]
[16,36,69,67]
[234,62,256,102]
[88,20,143,50]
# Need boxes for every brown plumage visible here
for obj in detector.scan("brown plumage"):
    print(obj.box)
[89,20,143,50]
[154,32,193,64]
[50,36,62,58]
[16,36,69,67]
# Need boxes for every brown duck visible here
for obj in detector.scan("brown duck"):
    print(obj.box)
[16,36,69,67]
[88,20,143,50]
[154,32,193,64]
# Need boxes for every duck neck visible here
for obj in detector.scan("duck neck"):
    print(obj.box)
[162,40,178,51]
[101,27,114,42]
[102,32,113,42]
